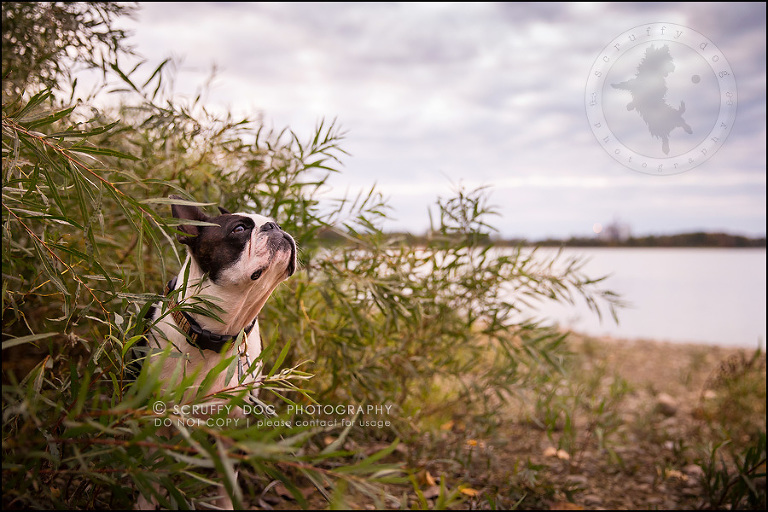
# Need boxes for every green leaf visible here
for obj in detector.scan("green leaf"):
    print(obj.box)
[45,121,120,139]
[267,339,291,378]
[13,89,54,120]
[1,332,59,350]
[140,197,216,207]
[68,145,139,160]
[24,105,77,130]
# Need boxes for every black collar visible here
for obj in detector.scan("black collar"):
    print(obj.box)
[165,277,256,353]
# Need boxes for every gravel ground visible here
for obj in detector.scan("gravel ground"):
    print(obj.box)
[484,334,767,510]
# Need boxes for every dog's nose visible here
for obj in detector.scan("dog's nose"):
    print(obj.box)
[260,222,279,232]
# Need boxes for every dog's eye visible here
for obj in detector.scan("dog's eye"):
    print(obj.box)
[232,225,246,234]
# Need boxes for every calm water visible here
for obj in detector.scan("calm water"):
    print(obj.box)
[511,248,766,348]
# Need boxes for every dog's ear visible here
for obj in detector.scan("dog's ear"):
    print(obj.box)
[218,205,231,215]
[170,195,209,245]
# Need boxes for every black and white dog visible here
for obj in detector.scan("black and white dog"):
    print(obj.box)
[136,196,296,509]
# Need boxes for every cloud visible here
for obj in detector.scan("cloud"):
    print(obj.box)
[112,2,765,238]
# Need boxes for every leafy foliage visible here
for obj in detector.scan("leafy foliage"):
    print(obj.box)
[2,3,623,508]
[698,432,767,510]
[2,2,136,98]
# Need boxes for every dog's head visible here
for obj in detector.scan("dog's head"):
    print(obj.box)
[170,196,296,289]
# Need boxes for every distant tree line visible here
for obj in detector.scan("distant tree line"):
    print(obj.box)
[533,232,766,248]
[319,230,766,248]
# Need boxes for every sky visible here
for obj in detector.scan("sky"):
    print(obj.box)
[109,2,766,239]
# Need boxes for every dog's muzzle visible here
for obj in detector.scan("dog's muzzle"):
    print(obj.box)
[256,222,297,279]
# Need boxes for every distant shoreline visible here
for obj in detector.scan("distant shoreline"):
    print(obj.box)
[522,232,766,249]
[317,229,766,249]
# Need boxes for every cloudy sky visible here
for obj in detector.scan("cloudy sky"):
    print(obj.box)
[113,2,766,239]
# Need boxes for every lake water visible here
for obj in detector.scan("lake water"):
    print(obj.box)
[510,248,766,349]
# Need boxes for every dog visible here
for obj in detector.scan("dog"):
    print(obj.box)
[134,195,296,509]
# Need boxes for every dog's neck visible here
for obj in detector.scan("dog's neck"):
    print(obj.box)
[175,255,275,336]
